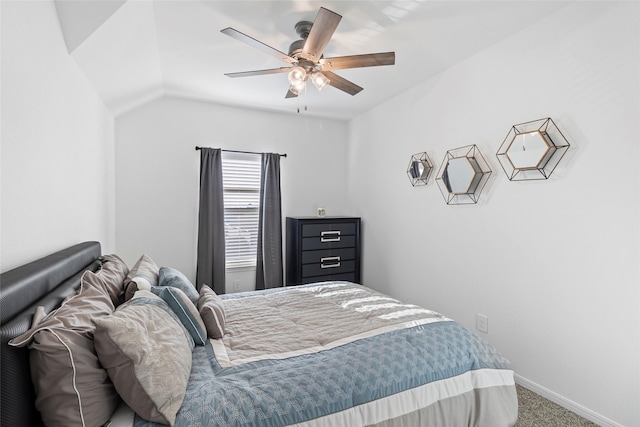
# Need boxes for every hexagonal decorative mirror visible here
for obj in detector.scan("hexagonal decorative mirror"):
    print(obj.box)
[406,152,434,186]
[436,145,492,204]
[496,117,570,181]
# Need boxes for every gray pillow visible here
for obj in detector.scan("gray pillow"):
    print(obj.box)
[94,291,192,426]
[124,254,159,301]
[9,271,119,427]
[198,285,226,339]
[97,254,130,306]
[158,266,200,303]
[151,286,207,346]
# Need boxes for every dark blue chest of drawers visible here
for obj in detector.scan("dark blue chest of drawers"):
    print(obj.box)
[286,217,361,286]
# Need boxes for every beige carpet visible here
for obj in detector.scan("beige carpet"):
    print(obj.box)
[516,385,598,427]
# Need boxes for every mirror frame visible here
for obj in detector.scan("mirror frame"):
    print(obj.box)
[496,117,570,181]
[406,152,434,186]
[436,144,492,205]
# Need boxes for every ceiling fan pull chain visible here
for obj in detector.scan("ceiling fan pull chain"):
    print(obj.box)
[295,82,308,114]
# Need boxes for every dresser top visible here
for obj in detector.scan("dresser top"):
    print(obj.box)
[286,216,360,220]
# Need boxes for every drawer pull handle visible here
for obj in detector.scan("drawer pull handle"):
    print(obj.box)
[320,231,341,242]
[321,256,341,268]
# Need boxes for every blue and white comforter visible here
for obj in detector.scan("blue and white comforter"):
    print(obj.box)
[134,282,516,427]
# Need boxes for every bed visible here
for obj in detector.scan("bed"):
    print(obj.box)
[0,242,518,426]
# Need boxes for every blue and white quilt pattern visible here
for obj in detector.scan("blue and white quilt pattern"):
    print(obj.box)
[134,284,511,427]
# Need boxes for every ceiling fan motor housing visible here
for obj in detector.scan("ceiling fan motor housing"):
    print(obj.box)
[289,21,313,59]
[295,21,313,39]
[288,39,305,58]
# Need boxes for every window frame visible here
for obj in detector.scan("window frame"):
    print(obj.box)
[221,151,262,270]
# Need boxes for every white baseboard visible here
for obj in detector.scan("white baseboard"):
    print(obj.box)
[514,374,624,427]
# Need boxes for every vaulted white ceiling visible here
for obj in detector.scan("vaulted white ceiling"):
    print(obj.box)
[55,1,570,120]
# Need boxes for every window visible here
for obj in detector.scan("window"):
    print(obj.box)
[221,151,261,269]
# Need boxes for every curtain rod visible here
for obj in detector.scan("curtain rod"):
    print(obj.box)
[195,146,287,158]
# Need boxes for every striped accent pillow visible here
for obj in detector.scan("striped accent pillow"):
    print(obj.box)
[151,286,207,346]
[198,286,226,339]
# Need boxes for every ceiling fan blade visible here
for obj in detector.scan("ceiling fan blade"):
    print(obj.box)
[221,27,296,64]
[225,67,291,77]
[225,67,291,78]
[319,52,395,71]
[323,71,363,96]
[300,7,342,62]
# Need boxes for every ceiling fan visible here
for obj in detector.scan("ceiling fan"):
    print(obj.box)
[221,7,395,99]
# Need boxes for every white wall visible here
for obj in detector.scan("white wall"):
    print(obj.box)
[347,2,639,426]
[0,1,116,272]
[115,97,348,290]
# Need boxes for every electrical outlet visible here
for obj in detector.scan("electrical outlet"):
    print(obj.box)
[233,280,240,292]
[476,314,489,333]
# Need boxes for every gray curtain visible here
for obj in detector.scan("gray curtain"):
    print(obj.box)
[196,148,226,294]
[256,153,283,289]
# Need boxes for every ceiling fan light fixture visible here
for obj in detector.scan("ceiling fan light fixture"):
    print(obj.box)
[311,71,330,91]
[288,84,302,96]
[288,66,307,87]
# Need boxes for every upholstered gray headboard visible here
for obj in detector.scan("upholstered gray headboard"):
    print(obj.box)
[0,241,102,427]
